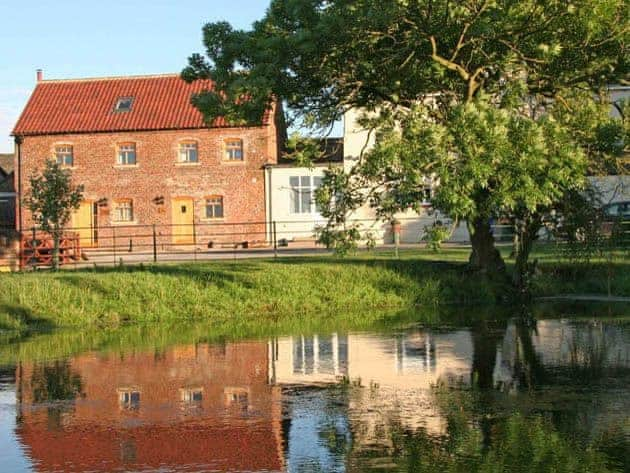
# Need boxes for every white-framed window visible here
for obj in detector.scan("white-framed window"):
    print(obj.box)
[224,139,244,161]
[205,196,224,219]
[290,176,323,214]
[55,145,74,167]
[224,387,249,414]
[113,200,134,222]
[118,389,140,410]
[178,142,198,163]
[117,143,137,165]
[180,388,203,404]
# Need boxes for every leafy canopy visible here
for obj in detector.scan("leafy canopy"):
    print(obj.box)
[183,0,629,128]
[24,160,84,234]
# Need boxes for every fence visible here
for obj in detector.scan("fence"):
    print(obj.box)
[0,216,628,271]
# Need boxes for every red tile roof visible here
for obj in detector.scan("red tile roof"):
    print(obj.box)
[13,74,261,136]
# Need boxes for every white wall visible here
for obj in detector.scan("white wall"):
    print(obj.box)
[266,165,334,243]
[343,109,471,244]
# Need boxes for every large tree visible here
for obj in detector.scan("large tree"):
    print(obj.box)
[183,0,629,277]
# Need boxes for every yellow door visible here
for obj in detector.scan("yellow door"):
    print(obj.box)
[72,201,95,247]
[172,197,195,244]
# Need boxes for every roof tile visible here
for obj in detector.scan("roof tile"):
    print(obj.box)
[13,74,263,136]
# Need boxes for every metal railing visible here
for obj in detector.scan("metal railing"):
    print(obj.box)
[0,216,627,271]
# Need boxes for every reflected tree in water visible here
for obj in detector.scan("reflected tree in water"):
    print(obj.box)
[30,361,84,430]
[349,387,616,472]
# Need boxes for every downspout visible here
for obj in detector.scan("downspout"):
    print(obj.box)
[15,136,22,235]
[264,165,273,243]
[14,135,23,270]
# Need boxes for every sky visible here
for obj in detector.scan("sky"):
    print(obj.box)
[0,1,273,153]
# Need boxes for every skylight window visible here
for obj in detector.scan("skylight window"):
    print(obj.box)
[114,97,134,113]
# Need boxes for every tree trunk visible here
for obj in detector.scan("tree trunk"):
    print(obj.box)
[468,216,506,274]
[52,227,60,270]
[512,217,541,294]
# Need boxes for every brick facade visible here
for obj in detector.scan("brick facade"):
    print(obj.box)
[18,122,282,247]
[13,74,285,250]
[15,341,284,471]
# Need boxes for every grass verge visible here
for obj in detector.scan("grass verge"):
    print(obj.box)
[0,246,628,334]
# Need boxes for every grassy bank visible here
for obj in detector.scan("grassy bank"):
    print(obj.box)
[0,247,628,333]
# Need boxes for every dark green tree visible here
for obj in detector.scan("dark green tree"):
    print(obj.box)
[183,0,629,278]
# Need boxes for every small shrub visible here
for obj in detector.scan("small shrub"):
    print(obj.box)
[421,221,451,252]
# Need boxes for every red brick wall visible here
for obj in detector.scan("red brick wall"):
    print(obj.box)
[17,121,280,246]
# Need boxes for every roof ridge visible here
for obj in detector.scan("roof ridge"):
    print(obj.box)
[39,73,182,84]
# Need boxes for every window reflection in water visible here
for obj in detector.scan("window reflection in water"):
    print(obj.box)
[292,334,349,377]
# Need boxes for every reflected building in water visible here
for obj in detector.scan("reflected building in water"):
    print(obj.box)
[271,330,474,442]
[14,342,284,472]
[10,318,630,472]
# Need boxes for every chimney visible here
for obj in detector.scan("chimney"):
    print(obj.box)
[36,69,43,82]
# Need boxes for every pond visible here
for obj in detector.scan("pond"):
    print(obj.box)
[0,304,629,472]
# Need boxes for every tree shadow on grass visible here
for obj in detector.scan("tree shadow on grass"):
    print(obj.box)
[61,261,266,291]
[0,303,56,332]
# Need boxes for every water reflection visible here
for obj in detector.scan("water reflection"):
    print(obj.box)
[15,342,284,472]
[3,317,629,472]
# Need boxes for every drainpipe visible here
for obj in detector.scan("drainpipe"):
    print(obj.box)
[264,165,273,243]
[14,136,22,236]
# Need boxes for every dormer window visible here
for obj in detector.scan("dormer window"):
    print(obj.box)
[114,97,134,113]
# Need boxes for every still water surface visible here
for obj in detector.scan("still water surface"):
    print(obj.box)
[0,306,629,472]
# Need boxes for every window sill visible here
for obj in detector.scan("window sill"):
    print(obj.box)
[174,162,201,167]
[111,220,138,226]
[199,218,226,223]
[221,160,246,165]
[59,166,77,170]
[113,164,139,170]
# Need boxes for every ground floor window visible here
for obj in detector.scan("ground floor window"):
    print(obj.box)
[290,176,323,214]
[113,199,134,222]
[205,196,224,219]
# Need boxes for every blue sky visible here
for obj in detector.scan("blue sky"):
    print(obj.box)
[0,1,272,152]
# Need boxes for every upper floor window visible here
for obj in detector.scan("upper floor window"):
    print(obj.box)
[205,196,224,219]
[55,145,74,167]
[113,199,134,222]
[224,139,244,161]
[118,389,140,410]
[179,142,198,163]
[114,97,134,113]
[118,143,137,166]
[290,176,323,214]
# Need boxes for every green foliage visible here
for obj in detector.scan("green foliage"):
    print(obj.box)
[183,0,628,129]
[24,161,84,234]
[353,385,617,472]
[23,161,84,269]
[183,0,628,281]
[421,221,451,251]
[284,132,327,166]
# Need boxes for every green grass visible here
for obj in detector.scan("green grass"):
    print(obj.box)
[0,245,628,334]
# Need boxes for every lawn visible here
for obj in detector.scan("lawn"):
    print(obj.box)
[0,245,628,333]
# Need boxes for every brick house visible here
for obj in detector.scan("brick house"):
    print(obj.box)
[12,73,285,250]
[15,341,285,471]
